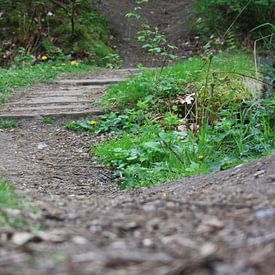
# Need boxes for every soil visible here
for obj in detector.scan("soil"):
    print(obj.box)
[0,2,274,274]
[0,104,275,274]
[92,0,201,67]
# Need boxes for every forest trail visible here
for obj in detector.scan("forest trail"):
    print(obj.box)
[0,69,140,119]
[0,70,274,275]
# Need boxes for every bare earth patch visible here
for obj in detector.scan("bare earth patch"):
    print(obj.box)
[0,117,274,275]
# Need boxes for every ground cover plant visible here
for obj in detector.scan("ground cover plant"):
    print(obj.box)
[69,52,275,189]
[0,180,26,228]
[0,119,18,128]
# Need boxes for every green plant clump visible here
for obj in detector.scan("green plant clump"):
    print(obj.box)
[103,53,255,111]
[0,181,24,228]
[93,98,274,188]
[69,53,274,189]
[0,0,115,66]
[0,119,18,128]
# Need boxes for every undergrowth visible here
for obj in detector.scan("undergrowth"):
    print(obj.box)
[68,52,275,189]
[102,52,256,110]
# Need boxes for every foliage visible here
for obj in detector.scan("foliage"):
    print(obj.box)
[73,52,273,189]
[42,116,54,124]
[93,125,209,188]
[0,119,18,128]
[0,181,25,228]
[126,0,177,68]
[66,109,148,134]
[0,60,94,103]
[0,0,115,66]
[93,97,274,188]
[137,24,178,65]
[195,0,275,45]
[103,53,255,121]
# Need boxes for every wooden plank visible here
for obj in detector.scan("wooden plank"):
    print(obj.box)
[0,109,104,119]
[54,78,126,86]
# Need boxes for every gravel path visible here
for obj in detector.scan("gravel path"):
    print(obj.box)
[0,71,274,275]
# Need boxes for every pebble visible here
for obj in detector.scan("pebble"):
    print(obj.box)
[255,208,275,219]
[254,170,265,178]
[142,238,154,247]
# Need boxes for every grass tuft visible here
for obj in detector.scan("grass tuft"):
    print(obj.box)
[0,119,18,128]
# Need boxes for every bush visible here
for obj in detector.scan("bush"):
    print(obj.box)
[195,0,274,44]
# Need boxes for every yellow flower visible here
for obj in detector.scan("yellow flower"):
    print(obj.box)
[61,63,66,66]
[198,155,204,160]
[71,60,78,65]
[90,120,97,125]
[41,55,48,61]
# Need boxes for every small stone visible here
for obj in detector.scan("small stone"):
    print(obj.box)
[265,174,275,183]
[12,232,42,246]
[142,238,154,247]
[200,242,217,258]
[72,236,88,245]
[38,230,68,243]
[143,204,156,213]
[254,170,265,178]
[5,208,21,216]
[197,216,224,234]
[121,222,140,231]
[255,208,275,219]
[37,142,48,150]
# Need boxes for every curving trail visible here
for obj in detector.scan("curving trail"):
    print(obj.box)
[0,70,274,275]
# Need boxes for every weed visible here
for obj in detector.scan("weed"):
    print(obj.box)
[0,181,24,228]
[0,119,18,128]
[103,52,255,120]
[70,52,274,189]
[43,116,54,124]
[93,97,274,189]
[0,179,41,229]
[66,109,149,134]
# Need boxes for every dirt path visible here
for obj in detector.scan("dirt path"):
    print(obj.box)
[0,69,140,119]
[0,71,274,275]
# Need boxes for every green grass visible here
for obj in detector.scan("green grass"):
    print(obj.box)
[42,116,54,125]
[93,125,210,188]
[0,181,18,207]
[93,101,274,189]
[0,119,18,128]
[0,180,24,228]
[0,61,95,103]
[103,52,256,110]
[69,51,274,189]
[0,180,40,229]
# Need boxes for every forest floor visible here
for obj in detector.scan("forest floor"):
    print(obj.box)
[0,70,274,275]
